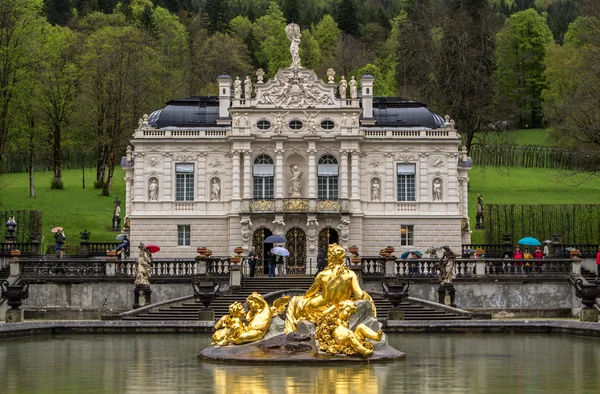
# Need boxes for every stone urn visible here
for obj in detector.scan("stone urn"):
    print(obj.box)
[379,249,389,257]
[234,246,244,256]
[197,246,208,256]
[0,280,29,310]
[10,249,21,258]
[230,256,242,264]
[350,256,362,265]
[204,249,213,258]
[106,250,117,258]
[192,278,221,310]
[575,278,599,309]
[382,280,410,320]
[348,245,359,255]
[384,246,395,256]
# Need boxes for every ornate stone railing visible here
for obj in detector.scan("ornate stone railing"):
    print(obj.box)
[283,199,309,212]
[21,259,107,278]
[0,242,40,257]
[136,129,228,138]
[250,199,275,213]
[364,129,458,139]
[316,200,340,213]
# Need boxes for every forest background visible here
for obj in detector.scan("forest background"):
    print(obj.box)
[1,0,600,202]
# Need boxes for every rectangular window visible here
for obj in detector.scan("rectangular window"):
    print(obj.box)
[178,225,191,246]
[175,163,194,201]
[253,176,274,199]
[318,176,338,200]
[400,225,414,246]
[397,163,416,201]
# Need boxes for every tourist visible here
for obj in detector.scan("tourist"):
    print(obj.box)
[596,248,600,278]
[54,229,66,254]
[316,249,326,275]
[513,247,524,274]
[248,247,258,278]
[533,246,544,273]
[523,248,533,274]
[266,250,276,278]
[116,236,130,260]
[275,254,285,277]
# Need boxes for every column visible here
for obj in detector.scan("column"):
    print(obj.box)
[274,148,284,198]
[419,153,428,201]
[243,150,252,199]
[307,146,317,199]
[232,150,241,199]
[197,152,207,200]
[385,152,394,201]
[350,150,360,200]
[340,150,349,199]
[162,152,172,200]
[124,176,132,216]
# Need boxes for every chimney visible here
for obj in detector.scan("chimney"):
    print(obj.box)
[217,74,232,120]
[360,74,375,121]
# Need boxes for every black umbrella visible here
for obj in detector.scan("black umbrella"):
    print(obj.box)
[264,234,286,243]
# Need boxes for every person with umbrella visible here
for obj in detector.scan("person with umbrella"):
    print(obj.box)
[272,246,289,277]
[266,248,276,278]
[52,227,66,254]
[115,235,130,260]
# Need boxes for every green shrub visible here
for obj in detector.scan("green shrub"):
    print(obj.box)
[50,179,64,189]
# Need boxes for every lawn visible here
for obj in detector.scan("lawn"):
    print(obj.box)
[467,166,600,243]
[0,167,125,247]
[475,128,551,146]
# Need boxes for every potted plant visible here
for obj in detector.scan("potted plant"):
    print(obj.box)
[204,249,213,258]
[197,246,208,255]
[233,246,245,256]
[106,250,117,258]
[379,249,389,257]
[230,255,242,264]
[348,245,359,255]
[384,246,395,255]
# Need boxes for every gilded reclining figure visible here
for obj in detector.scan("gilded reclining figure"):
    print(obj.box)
[211,292,289,346]
[315,300,383,357]
[284,243,376,334]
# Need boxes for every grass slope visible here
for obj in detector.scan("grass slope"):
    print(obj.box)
[0,168,125,247]
[2,164,599,247]
[476,128,550,146]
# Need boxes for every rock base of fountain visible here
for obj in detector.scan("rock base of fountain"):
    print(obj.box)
[199,301,405,363]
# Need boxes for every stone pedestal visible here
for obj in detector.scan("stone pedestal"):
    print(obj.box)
[580,309,598,322]
[5,308,24,323]
[384,258,396,277]
[133,284,152,309]
[437,284,456,307]
[388,310,404,321]
[198,309,215,321]
[229,263,241,293]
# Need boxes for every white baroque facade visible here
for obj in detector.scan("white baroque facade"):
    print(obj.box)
[124,25,472,270]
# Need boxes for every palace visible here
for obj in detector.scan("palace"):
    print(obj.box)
[123,24,472,272]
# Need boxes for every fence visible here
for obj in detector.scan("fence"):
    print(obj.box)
[470,144,600,172]
[485,204,600,245]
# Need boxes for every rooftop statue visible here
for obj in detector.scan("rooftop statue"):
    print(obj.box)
[284,243,376,333]
[286,23,302,68]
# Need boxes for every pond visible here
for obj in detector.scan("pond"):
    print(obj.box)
[0,333,598,393]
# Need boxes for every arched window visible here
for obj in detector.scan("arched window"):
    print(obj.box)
[253,155,274,199]
[318,155,338,200]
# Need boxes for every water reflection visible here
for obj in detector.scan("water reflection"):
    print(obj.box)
[0,333,598,393]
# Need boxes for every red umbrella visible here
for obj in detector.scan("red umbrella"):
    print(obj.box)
[51,227,63,233]
[145,244,160,253]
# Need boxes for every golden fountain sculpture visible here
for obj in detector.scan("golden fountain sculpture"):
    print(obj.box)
[210,243,383,358]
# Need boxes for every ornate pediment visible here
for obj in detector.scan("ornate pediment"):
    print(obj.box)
[255,68,336,109]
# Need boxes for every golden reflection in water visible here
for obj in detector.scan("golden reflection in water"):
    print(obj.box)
[210,365,383,394]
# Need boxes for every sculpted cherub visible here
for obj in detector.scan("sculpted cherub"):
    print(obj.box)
[211,301,246,346]
[315,300,383,357]
[232,292,290,345]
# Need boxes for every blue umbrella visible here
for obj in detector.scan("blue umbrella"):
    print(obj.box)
[518,237,541,246]
[115,234,128,241]
[271,247,290,256]
[264,235,287,243]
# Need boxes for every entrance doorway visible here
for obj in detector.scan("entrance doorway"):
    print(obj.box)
[252,227,273,275]
[318,227,339,255]
[286,227,307,274]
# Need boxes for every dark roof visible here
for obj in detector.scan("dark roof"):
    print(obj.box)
[147,96,222,128]
[370,97,445,129]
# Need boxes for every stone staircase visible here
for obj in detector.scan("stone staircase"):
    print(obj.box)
[122,276,472,321]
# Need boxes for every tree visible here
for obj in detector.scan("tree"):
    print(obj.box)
[0,0,47,169]
[542,10,600,169]
[337,0,358,36]
[494,8,554,128]
[312,14,341,70]
[77,24,156,195]
[203,0,231,34]
[436,0,501,153]
[38,24,79,187]
[44,0,74,26]
[282,0,300,25]
[252,2,289,75]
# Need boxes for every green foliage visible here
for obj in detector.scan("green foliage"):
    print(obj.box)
[494,9,554,128]
[356,64,395,96]
[252,2,289,75]
[337,0,358,35]
[203,0,231,34]
[312,14,341,58]
[299,29,322,70]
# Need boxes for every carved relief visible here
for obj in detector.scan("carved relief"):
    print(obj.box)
[307,217,319,251]
[147,156,161,167]
[370,157,382,168]
[256,68,335,108]
[241,217,253,246]
[209,156,222,168]
[395,153,418,162]
[429,156,445,168]
[337,217,350,246]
